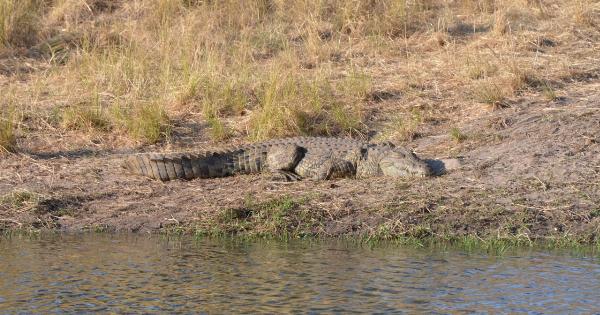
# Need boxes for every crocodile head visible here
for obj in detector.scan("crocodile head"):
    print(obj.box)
[377,146,433,178]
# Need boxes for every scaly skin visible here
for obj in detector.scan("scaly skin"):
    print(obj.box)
[121,137,433,181]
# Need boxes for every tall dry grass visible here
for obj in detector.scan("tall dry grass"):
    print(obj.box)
[0,0,45,49]
[0,110,17,153]
[1,0,599,147]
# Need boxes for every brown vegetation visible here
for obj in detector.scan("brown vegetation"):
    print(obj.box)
[0,0,597,149]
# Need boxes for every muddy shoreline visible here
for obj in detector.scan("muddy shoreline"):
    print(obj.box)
[1,81,598,244]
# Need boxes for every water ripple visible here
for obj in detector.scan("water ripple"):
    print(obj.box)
[0,235,598,314]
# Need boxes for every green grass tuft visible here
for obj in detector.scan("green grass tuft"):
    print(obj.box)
[129,103,171,143]
[206,115,231,141]
[61,105,111,132]
[204,195,313,238]
[450,127,466,143]
[111,102,171,143]
[0,190,41,209]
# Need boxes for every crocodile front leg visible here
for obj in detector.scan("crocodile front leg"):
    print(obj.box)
[265,144,304,181]
[294,151,358,180]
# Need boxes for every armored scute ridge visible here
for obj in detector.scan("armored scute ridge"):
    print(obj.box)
[121,137,433,181]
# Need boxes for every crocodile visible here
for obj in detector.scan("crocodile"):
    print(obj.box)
[121,137,433,181]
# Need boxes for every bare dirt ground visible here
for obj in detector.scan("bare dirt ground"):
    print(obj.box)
[2,79,599,242]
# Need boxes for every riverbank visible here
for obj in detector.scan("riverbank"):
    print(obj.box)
[2,81,599,243]
[1,1,599,244]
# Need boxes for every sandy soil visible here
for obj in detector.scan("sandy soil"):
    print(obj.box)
[1,80,599,242]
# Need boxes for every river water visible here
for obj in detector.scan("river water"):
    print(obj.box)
[0,235,598,314]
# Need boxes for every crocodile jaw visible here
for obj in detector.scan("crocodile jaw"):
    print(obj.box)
[378,151,433,178]
[380,161,432,177]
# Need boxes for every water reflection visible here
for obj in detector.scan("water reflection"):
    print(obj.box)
[0,235,598,313]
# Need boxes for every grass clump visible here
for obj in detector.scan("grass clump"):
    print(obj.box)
[248,73,302,140]
[464,54,499,80]
[506,62,539,93]
[541,81,557,101]
[114,103,171,144]
[60,99,171,144]
[201,195,319,238]
[206,115,231,141]
[249,70,369,141]
[60,105,110,132]
[0,190,41,209]
[0,0,44,49]
[572,0,596,26]
[129,103,171,143]
[450,127,466,143]
[199,79,248,118]
[194,76,246,141]
[473,81,506,106]
[0,115,17,153]
[388,108,425,141]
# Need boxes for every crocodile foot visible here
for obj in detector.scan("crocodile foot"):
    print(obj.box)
[269,170,302,182]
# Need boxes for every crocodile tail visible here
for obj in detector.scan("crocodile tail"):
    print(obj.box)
[122,152,241,181]
[121,154,173,181]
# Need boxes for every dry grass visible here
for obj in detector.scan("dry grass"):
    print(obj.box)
[473,81,507,106]
[0,0,44,49]
[541,81,558,101]
[248,69,369,140]
[0,0,599,150]
[0,115,16,153]
[385,108,425,142]
[60,104,110,132]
